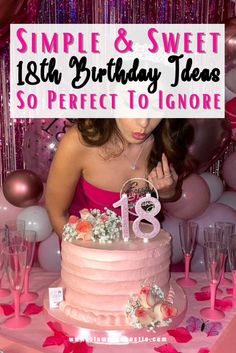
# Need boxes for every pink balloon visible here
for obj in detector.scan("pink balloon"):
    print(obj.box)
[191,203,236,246]
[223,151,236,190]
[188,119,231,172]
[226,98,236,128]
[22,119,74,182]
[0,187,23,227]
[164,174,210,220]
[2,169,43,207]
[38,232,61,272]
[162,215,183,264]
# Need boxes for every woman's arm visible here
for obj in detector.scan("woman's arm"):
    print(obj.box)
[45,126,84,239]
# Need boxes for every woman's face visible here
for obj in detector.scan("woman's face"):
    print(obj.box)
[115,118,162,144]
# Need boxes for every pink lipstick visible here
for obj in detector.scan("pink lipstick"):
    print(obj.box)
[132,132,147,140]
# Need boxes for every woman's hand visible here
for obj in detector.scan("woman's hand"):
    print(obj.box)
[148,153,179,201]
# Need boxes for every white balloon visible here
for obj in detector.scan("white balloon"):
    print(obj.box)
[200,172,224,203]
[218,191,236,212]
[162,215,183,264]
[191,244,205,272]
[38,232,61,272]
[17,205,52,242]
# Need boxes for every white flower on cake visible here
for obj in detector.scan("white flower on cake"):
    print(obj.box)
[63,208,122,243]
[126,283,177,330]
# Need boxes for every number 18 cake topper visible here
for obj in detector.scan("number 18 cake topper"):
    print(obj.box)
[113,178,161,242]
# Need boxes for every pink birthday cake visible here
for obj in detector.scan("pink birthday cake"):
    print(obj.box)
[56,208,183,331]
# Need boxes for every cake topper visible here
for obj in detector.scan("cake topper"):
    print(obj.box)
[120,177,158,216]
[113,177,161,242]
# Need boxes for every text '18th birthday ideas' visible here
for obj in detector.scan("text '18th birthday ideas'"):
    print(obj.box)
[10,24,225,119]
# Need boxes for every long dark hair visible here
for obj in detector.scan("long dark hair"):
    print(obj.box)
[76,119,197,177]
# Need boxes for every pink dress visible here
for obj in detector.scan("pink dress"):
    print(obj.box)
[68,176,122,216]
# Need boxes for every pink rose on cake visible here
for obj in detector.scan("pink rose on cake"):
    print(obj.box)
[134,307,153,326]
[139,286,156,308]
[79,208,96,223]
[153,302,177,321]
[75,220,93,241]
[99,214,109,222]
[68,215,79,224]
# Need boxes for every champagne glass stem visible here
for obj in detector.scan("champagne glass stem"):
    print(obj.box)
[14,253,19,285]
[184,254,191,279]
[24,266,30,295]
[13,289,20,319]
[220,254,226,281]
[210,282,217,311]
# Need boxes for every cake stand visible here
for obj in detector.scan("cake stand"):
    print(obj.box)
[43,279,187,345]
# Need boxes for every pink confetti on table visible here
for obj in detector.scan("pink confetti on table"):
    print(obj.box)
[167,327,192,343]
[154,343,182,353]
[43,321,93,353]
[194,291,211,301]
[198,348,209,353]
[215,299,232,311]
[23,303,43,315]
[0,303,14,316]
[226,287,233,295]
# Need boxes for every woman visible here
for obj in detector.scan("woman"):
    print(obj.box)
[45,118,196,238]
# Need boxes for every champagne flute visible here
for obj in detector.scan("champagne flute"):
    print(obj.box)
[3,245,31,328]
[0,229,10,297]
[4,219,25,246]
[21,230,38,302]
[215,221,235,286]
[204,225,223,243]
[200,241,225,320]
[201,226,224,294]
[176,221,198,287]
[223,234,236,307]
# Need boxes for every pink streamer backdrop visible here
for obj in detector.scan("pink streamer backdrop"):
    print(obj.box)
[0,0,235,184]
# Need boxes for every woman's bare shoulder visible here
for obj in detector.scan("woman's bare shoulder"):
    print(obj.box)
[56,123,88,156]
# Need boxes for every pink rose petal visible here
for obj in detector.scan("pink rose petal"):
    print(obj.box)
[198,348,209,353]
[47,321,65,336]
[0,303,14,316]
[42,335,65,347]
[194,291,211,301]
[167,327,192,343]
[23,303,43,315]
[215,299,232,311]
[226,287,233,295]
[73,341,94,353]
[154,343,181,353]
